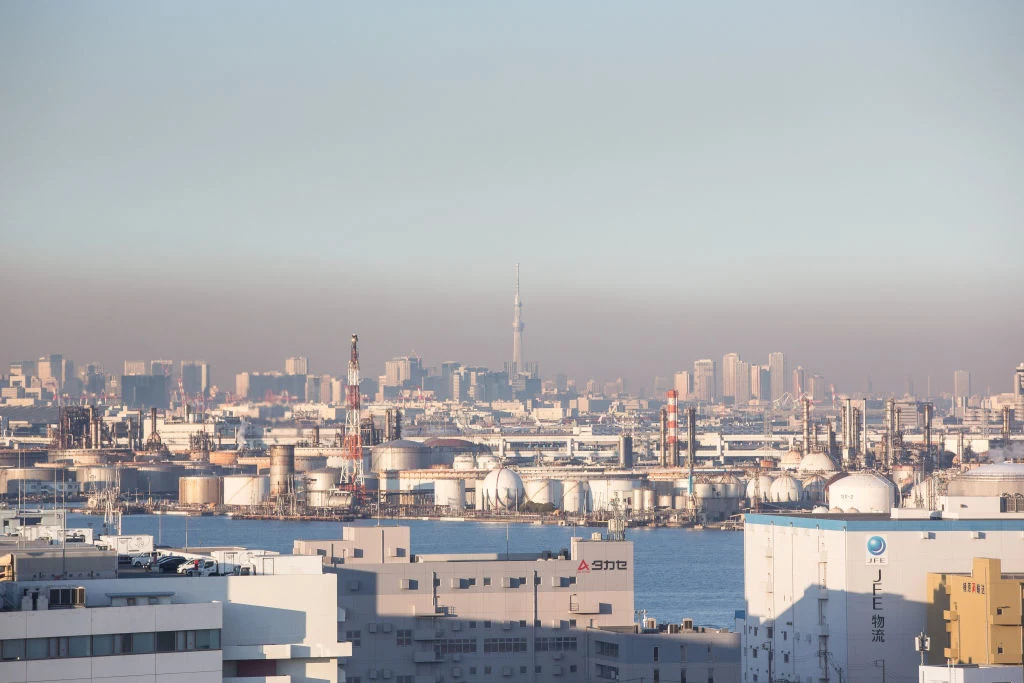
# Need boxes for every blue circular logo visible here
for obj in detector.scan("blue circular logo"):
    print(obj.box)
[867,536,886,556]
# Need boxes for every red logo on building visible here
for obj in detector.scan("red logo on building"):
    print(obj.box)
[577,559,590,573]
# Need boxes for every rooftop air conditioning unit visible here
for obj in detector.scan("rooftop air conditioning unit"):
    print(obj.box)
[644,618,656,630]
[368,623,378,633]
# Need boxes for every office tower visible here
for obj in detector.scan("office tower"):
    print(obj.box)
[807,373,826,401]
[180,361,210,396]
[792,365,805,398]
[768,352,786,402]
[151,360,175,378]
[722,353,740,399]
[693,359,717,403]
[36,354,64,389]
[124,360,148,376]
[1016,363,1024,398]
[954,369,971,418]
[673,371,692,400]
[285,356,309,376]
[750,365,770,402]
[734,361,751,405]
[384,356,423,388]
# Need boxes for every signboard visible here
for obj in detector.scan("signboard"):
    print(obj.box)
[865,535,888,565]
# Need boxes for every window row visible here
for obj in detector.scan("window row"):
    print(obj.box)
[534,636,578,652]
[482,637,528,654]
[1,629,221,661]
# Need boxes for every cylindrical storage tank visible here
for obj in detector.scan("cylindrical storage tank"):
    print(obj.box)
[73,466,140,493]
[780,449,803,471]
[269,445,295,498]
[434,479,465,509]
[0,467,63,495]
[643,489,655,511]
[474,478,487,511]
[222,475,270,506]
[136,465,184,495]
[370,440,429,473]
[562,481,592,514]
[657,494,673,509]
[673,494,688,510]
[476,454,499,471]
[524,479,563,509]
[209,451,238,466]
[769,474,803,503]
[827,471,898,513]
[178,476,222,505]
[591,478,642,511]
[452,454,477,471]
[631,489,644,511]
[305,470,340,507]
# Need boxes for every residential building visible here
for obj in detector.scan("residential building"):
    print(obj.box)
[722,353,740,401]
[768,352,786,402]
[285,356,309,376]
[693,360,716,404]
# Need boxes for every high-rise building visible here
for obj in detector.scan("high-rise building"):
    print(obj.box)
[150,360,175,378]
[124,360,148,376]
[673,371,692,400]
[511,264,524,376]
[121,374,169,409]
[750,365,770,402]
[1016,363,1024,398]
[734,360,751,405]
[180,361,210,396]
[285,356,309,376]
[792,365,806,398]
[807,373,826,401]
[768,352,786,402]
[384,356,423,388]
[693,359,717,403]
[36,354,65,389]
[954,369,972,417]
[722,353,740,399]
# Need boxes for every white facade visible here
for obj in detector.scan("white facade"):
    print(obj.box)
[743,512,1024,683]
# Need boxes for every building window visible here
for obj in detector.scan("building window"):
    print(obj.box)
[654,670,660,683]
[595,640,619,658]
[681,668,687,683]
[483,577,492,586]
[783,653,789,663]
[436,638,477,654]
[708,667,714,683]
[469,667,476,674]
[752,648,758,658]
[483,637,527,653]
[681,645,687,661]
[396,676,413,683]
[536,665,542,673]
[346,631,361,647]
[596,664,620,680]
[349,678,361,683]
[469,621,477,629]
[520,665,527,674]
[519,620,527,627]
[396,629,412,646]
[2,640,26,661]
[654,645,659,661]
[484,666,492,674]
[570,665,578,673]
[484,620,492,628]
[569,619,577,627]
[535,637,578,651]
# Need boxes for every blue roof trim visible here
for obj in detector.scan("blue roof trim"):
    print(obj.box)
[744,513,1024,532]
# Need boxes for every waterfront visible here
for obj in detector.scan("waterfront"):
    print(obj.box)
[70,513,744,627]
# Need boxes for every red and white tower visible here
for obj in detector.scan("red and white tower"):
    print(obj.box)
[666,390,680,466]
[344,334,363,486]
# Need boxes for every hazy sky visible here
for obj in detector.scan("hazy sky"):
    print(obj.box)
[2,2,1022,393]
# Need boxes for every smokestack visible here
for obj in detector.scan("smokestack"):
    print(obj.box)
[618,435,633,469]
[923,402,934,469]
[802,397,811,456]
[313,424,321,446]
[138,409,144,449]
[150,407,158,442]
[666,391,679,467]
[658,408,668,467]
[885,398,896,470]
[686,407,697,481]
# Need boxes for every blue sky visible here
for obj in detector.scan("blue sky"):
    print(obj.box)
[2,2,1022,391]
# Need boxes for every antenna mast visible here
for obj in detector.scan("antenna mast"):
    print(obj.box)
[344,334,364,487]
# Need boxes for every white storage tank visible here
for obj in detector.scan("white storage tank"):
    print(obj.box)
[798,452,838,476]
[524,479,563,509]
[222,475,270,507]
[643,489,655,511]
[476,454,500,471]
[745,474,775,502]
[827,471,898,513]
[562,480,592,514]
[179,476,222,505]
[768,474,802,503]
[590,477,641,511]
[801,475,828,504]
[452,454,477,471]
[657,494,674,509]
[370,439,429,473]
[479,468,525,511]
[434,479,466,509]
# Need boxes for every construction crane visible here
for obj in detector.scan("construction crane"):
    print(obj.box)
[343,334,364,488]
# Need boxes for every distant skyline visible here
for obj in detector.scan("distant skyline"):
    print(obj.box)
[2,2,1022,393]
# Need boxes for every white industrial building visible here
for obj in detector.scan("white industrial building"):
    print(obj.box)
[295,525,742,683]
[0,546,350,682]
[743,502,1024,683]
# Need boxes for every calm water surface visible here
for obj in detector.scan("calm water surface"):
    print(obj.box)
[69,514,744,628]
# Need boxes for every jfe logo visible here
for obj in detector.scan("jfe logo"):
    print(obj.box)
[865,535,888,565]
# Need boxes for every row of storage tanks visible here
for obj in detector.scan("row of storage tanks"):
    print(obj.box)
[177,470,354,508]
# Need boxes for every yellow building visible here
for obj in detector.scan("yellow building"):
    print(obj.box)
[927,557,1024,665]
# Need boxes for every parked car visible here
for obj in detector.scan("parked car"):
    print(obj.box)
[131,553,155,568]
[178,558,219,577]
[153,556,188,573]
